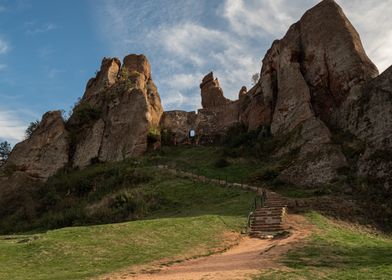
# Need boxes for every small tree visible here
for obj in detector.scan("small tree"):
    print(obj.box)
[0,141,11,165]
[25,120,40,139]
[251,73,260,85]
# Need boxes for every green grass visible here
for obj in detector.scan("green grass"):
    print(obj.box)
[0,215,236,280]
[146,146,267,183]
[254,212,392,280]
[0,163,254,280]
[146,146,328,199]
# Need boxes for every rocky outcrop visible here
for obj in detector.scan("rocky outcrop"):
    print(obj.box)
[4,111,69,179]
[83,57,121,106]
[200,72,230,109]
[338,66,392,189]
[2,1,391,192]
[238,86,247,99]
[161,0,387,188]
[3,54,163,179]
[298,0,378,125]
[244,0,380,186]
[72,54,163,167]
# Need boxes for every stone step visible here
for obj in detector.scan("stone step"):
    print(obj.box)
[253,212,285,216]
[255,206,285,210]
[252,220,284,224]
[251,224,283,228]
[250,226,284,230]
[253,210,284,214]
[250,227,285,232]
[251,224,284,229]
[252,216,284,220]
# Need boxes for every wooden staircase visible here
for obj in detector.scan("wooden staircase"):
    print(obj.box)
[249,191,288,238]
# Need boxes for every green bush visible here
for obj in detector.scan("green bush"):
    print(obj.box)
[0,161,155,233]
[261,168,280,180]
[72,102,101,124]
[161,129,175,146]
[147,127,161,143]
[214,158,230,168]
[25,120,40,139]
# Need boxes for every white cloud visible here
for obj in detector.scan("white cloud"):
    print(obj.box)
[337,0,392,72]
[26,23,57,35]
[222,0,313,37]
[149,22,261,103]
[38,45,54,59]
[47,68,65,79]
[95,0,392,111]
[162,73,202,91]
[0,110,27,144]
[0,39,10,54]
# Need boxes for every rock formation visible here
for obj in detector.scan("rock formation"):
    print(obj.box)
[4,111,69,179]
[2,0,392,191]
[200,72,230,108]
[71,54,163,168]
[337,66,392,189]
[2,54,163,181]
[161,0,392,188]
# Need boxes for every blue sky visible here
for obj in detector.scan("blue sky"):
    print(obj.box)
[1,0,392,144]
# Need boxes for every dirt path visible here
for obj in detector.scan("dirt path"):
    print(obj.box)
[100,215,312,280]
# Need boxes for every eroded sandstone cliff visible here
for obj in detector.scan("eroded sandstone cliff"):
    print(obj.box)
[3,54,163,181]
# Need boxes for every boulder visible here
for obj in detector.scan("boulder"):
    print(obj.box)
[4,111,69,179]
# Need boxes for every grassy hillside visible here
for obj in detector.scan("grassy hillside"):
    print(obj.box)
[0,159,254,279]
[0,158,254,233]
[255,212,392,279]
[0,215,238,280]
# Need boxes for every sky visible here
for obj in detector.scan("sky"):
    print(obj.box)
[0,0,391,145]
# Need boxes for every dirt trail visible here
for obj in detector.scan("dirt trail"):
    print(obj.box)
[100,215,312,280]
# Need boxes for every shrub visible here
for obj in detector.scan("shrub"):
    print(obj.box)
[260,168,280,180]
[161,129,175,146]
[0,141,11,165]
[72,102,101,124]
[147,127,161,145]
[214,158,230,168]
[25,120,40,139]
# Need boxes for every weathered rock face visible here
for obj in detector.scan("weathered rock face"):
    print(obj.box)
[83,57,121,106]
[4,111,69,179]
[244,0,381,186]
[338,66,392,189]
[298,0,378,124]
[238,86,247,99]
[3,54,163,179]
[162,0,385,187]
[72,54,163,167]
[200,72,230,109]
